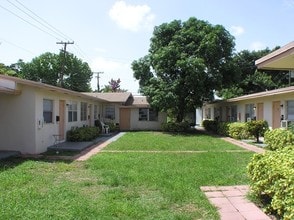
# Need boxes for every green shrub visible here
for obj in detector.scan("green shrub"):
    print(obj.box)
[264,128,294,151]
[67,126,99,142]
[161,121,190,132]
[228,122,250,139]
[246,120,269,143]
[217,122,230,136]
[105,121,118,132]
[247,147,294,219]
[202,120,218,133]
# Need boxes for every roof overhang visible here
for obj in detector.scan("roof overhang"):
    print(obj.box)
[255,41,294,70]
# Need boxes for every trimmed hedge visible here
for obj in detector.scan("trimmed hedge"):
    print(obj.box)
[202,120,218,133]
[246,120,268,143]
[247,147,294,219]
[67,126,100,142]
[264,128,294,151]
[161,121,190,132]
[228,122,250,140]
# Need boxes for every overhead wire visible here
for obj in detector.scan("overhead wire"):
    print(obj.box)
[10,0,91,62]
[0,1,131,65]
[12,0,74,42]
[0,3,61,41]
[0,37,35,55]
[6,0,67,42]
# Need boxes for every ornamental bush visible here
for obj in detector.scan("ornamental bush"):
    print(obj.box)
[202,120,218,133]
[161,121,190,132]
[264,128,294,151]
[247,147,294,219]
[246,120,268,143]
[228,122,250,139]
[67,126,99,142]
[217,122,230,136]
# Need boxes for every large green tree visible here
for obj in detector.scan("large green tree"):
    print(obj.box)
[132,17,236,122]
[0,63,16,76]
[19,52,92,92]
[218,48,289,99]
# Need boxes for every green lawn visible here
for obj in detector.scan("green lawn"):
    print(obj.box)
[0,132,253,219]
[105,131,244,151]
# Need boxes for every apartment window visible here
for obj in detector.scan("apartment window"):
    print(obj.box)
[43,99,53,123]
[81,102,87,121]
[68,101,77,122]
[139,108,148,121]
[105,105,115,120]
[287,101,294,120]
[245,104,255,121]
[139,108,158,121]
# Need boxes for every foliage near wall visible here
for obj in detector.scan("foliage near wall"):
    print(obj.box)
[248,147,294,219]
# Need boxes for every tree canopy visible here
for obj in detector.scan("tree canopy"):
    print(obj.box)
[16,52,92,92]
[132,17,236,122]
[218,48,290,99]
[101,78,127,93]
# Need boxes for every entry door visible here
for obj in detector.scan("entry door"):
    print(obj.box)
[59,100,65,140]
[119,108,131,130]
[257,103,264,120]
[272,101,281,129]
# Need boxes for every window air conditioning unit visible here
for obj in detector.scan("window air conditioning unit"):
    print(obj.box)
[246,117,251,122]
[281,120,288,129]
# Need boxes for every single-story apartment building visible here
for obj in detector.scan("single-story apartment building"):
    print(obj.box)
[84,92,167,131]
[202,41,294,130]
[0,74,166,154]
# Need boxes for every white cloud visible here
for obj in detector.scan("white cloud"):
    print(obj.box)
[230,25,245,37]
[90,56,139,93]
[249,41,266,51]
[109,1,155,32]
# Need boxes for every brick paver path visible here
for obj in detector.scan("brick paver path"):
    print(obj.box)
[201,185,271,220]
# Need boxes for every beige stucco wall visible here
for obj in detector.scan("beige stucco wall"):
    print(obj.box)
[203,92,294,129]
[129,108,167,130]
[0,85,36,153]
[0,84,102,154]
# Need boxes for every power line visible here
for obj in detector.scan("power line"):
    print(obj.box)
[0,3,60,40]
[0,37,35,55]
[6,0,67,41]
[11,0,73,42]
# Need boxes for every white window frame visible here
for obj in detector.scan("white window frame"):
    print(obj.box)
[105,105,115,120]
[80,102,87,121]
[43,99,53,123]
[68,101,78,122]
[139,108,158,121]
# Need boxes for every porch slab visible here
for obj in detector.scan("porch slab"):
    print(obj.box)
[47,133,117,152]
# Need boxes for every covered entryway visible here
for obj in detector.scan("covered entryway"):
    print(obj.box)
[272,101,281,129]
[119,108,131,130]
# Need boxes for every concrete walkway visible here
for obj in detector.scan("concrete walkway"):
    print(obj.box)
[74,132,126,161]
[221,137,266,153]
[201,136,271,219]
[201,185,271,220]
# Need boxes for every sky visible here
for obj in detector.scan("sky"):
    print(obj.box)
[0,0,294,94]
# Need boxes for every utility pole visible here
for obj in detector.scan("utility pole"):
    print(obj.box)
[93,71,104,92]
[56,41,74,87]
